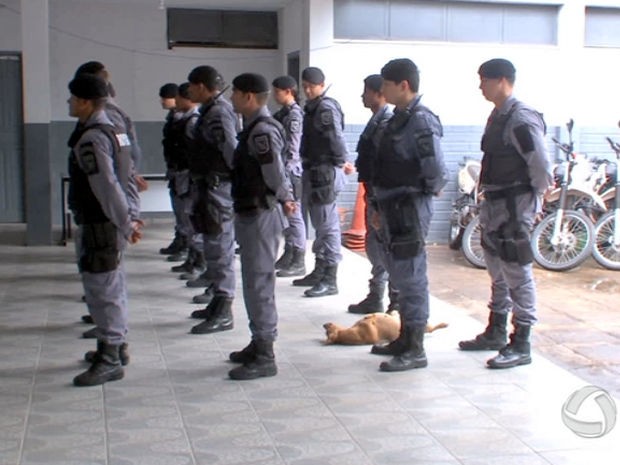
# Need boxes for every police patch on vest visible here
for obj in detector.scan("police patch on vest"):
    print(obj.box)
[289,119,301,133]
[415,131,435,159]
[78,147,99,175]
[116,133,131,147]
[253,134,273,164]
[514,124,535,153]
[320,110,333,127]
[212,127,225,144]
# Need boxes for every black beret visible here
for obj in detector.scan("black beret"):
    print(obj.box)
[177,82,191,99]
[74,61,105,79]
[272,75,298,90]
[478,58,516,80]
[68,74,109,100]
[364,74,383,93]
[187,65,224,90]
[301,67,325,85]
[232,73,269,94]
[381,58,417,82]
[159,83,178,98]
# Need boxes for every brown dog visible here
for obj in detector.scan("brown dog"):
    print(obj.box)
[323,311,448,345]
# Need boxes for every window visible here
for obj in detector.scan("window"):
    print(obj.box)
[585,7,620,47]
[167,8,278,49]
[334,0,558,45]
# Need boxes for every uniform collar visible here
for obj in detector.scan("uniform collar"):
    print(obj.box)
[84,109,113,128]
[243,106,270,128]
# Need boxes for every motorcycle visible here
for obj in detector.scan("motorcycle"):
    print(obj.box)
[592,130,620,270]
[531,119,596,271]
[448,158,481,250]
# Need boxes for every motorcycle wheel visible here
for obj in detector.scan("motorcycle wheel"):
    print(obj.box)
[448,218,464,250]
[531,210,594,271]
[592,211,620,270]
[461,216,486,269]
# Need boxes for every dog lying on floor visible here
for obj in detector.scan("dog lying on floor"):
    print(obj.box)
[323,311,448,345]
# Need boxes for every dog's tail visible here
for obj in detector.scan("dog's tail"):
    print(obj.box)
[426,322,449,333]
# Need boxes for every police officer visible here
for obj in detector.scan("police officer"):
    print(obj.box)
[348,74,400,315]
[370,59,448,372]
[73,61,142,338]
[293,67,349,297]
[158,82,188,258]
[186,66,238,334]
[271,76,307,278]
[228,73,295,380]
[164,83,205,279]
[67,74,142,386]
[459,59,552,369]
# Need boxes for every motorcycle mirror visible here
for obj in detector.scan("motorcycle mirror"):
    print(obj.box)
[567,119,574,133]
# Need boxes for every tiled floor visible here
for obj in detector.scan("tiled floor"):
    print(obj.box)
[1,219,618,465]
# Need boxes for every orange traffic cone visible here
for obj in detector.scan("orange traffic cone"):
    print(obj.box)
[342,183,367,251]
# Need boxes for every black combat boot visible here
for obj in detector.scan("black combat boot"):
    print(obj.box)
[228,340,277,380]
[348,292,384,314]
[459,312,508,351]
[186,269,210,288]
[304,264,338,297]
[387,285,400,312]
[277,247,306,277]
[160,234,185,255]
[371,322,408,356]
[275,244,293,270]
[82,327,97,339]
[379,326,428,372]
[81,314,94,324]
[191,296,234,334]
[229,340,257,364]
[74,342,124,386]
[487,323,532,369]
[84,340,130,366]
[171,247,195,273]
[192,286,215,305]
[292,258,326,287]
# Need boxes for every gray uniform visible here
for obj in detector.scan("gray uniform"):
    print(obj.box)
[373,97,448,329]
[479,96,552,326]
[300,96,348,266]
[356,105,394,300]
[69,110,135,345]
[191,98,238,297]
[233,107,293,341]
[273,101,306,250]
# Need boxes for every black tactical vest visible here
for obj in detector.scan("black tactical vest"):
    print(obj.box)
[356,107,390,183]
[188,101,231,178]
[480,103,530,186]
[231,116,283,213]
[163,112,197,171]
[68,124,131,225]
[301,96,344,167]
[374,100,432,189]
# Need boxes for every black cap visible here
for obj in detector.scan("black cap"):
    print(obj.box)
[187,65,224,90]
[159,83,178,98]
[69,74,108,100]
[364,74,383,93]
[74,61,105,79]
[232,73,269,94]
[381,58,417,83]
[301,67,325,85]
[272,75,298,90]
[478,58,516,80]
[177,82,191,99]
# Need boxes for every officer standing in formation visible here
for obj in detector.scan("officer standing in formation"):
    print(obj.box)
[186,66,238,335]
[164,83,205,280]
[73,61,142,340]
[369,58,448,372]
[67,74,142,386]
[293,67,349,297]
[271,76,307,278]
[228,73,296,380]
[348,74,399,315]
[459,59,552,369]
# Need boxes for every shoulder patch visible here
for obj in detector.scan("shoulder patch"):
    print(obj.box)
[289,119,301,134]
[212,126,225,144]
[319,109,333,127]
[253,133,274,164]
[78,144,99,175]
[514,124,535,153]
